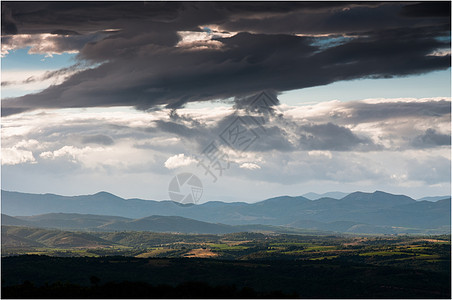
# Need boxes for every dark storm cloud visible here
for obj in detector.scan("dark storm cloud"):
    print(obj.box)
[1,5,17,34]
[51,29,80,35]
[1,2,450,116]
[299,123,376,151]
[0,2,184,34]
[233,90,281,115]
[337,100,452,124]
[219,2,450,35]
[1,2,354,35]
[141,96,451,154]
[152,120,206,140]
[400,2,452,18]
[412,129,451,148]
[250,125,296,152]
[147,108,381,153]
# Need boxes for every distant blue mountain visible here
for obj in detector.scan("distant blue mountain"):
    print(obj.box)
[1,190,450,234]
[417,195,451,202]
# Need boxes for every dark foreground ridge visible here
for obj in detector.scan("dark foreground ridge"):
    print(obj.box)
[2,255,450,299]
[3,280,295,299]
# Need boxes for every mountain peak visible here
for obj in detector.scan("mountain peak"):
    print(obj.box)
[92,191,121,198]
[374,190,393,196]
[341,191,415,206]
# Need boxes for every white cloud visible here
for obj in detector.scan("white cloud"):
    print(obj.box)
[239,162,261,170]
[176,28,236,49]
[164,154,197,169]
[427,49,451,57]
[1,98,450,199]
[360,97,451,104]
[2,147,35,165]
[308,150,332,159]
[15,139,40,149]
[39,145,104,162]
[1,33,107,57]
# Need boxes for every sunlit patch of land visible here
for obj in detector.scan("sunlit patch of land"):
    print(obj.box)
[2,226,450,298]
[183,248,218,258]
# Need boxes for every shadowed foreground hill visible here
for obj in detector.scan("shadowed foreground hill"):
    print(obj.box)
[2,255,450,298]
[3,280,295,299]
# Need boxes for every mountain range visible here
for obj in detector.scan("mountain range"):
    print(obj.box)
[2,213,320,235]
[416,195,451,202]
[1,190,450,234]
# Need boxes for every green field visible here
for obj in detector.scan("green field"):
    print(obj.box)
[3,226,451,264]
[2,226,451,298]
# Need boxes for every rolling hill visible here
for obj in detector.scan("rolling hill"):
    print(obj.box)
[13,213,131,230]
[2,213,327,235]
[1,226,113,248]
[98,215,238,234]
[1,190,450,234]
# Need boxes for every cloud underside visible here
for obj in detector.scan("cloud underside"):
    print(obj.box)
[2,98,450,187]
[1,2,451,115]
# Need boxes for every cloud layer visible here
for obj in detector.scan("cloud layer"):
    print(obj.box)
[1,2,450,115]
[2,98,450,191]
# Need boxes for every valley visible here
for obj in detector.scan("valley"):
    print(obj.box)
[2,190,450,298]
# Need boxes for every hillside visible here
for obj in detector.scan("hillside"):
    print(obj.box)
[98,215,237,234]
[2,213,327,235]
[1,190,450,234]
[1,226,113,248]
[14,213,132,230]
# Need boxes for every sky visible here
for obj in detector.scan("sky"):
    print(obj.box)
[1,2,451,202]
